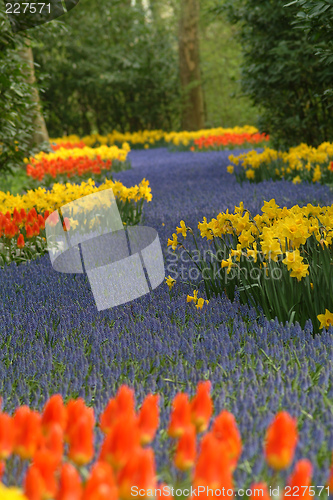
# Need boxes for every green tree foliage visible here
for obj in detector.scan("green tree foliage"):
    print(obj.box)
[285,0,333,107]
[0,9,36,176]
[33,0,182,136]
[285,0,333,65]
[211,0,333,149]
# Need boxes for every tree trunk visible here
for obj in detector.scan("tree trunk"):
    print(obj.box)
[18,38,49,148]
[178,0,205,131]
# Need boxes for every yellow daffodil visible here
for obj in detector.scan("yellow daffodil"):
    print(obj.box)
[289,261,309,281]
[167,233,178,251]
[165,276,176,290]
[187,290,198,303]
[292,175,302,184]
[245,169,255,180]
[176,220,187,238]
[195,297,209,310]
[246,242,258,263]
[282,250,302,271]
[0,483,28,500]
[238,229,255,249]
[317,309,333,329]
[227,165,234,174]
[221,256,234,274]
[198,217,213,240]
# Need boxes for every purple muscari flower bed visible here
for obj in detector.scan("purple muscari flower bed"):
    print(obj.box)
[0,147,333,485]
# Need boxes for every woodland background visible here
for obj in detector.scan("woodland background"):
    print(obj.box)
[1,0,333,174]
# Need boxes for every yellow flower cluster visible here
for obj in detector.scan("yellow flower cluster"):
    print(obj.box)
[51,126,259,149]
[51,131,165,148]
[228,142,333,183]
[25,144,130,164]
[318,309,333,329]
[187,290,209,310]
[165,126,259,147]
[197,199,333,282]
[165,275,176,290]
[0,178,152,216]
[0,483,27,500]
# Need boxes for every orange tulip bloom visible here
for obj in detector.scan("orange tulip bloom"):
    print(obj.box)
[4,221,16,239]
[20,208,27,222]
[26,225,34,239]
[264,412,298,470]
[63,218,70,232]
[41,423,64,467]
[327,451,333,489]
[168,393,192,438]
[37,214,46,230]
[27,212,36,225]
[13,208,22,225]
[0,412,14,459]
[17,234,25,249]
[24,465,45,500]
[138,394,159,445]
[67,413,95,466]
[46,212,59,227]
[29,208,37,219]
[115,385,136,418]
[56,463,83,500]
[99,398,118,435]
[83,461,118,500]
[66,399,94,439]
[42,394,67,432]
[191,381,213,433]
[174,424,196,471]
[193,432,233,492]
[32,450,58,499]
[250,483,271,500]
[32,222,40,237]
[212,410,242,470]
[99,414,140,470]
[99,386,136,435]
[118,447,157,500]
[13,406,43,460]
[282,459,313,500]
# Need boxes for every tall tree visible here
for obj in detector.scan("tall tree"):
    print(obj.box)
[0,11,37,177]
[178,0,205,130]
[18,38,49,148]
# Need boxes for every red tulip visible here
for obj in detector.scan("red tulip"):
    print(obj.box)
[138,394,159,445]
[174,424,196,471]
[17,233,25,249]
[168,393,192,438]
[190,381,213,433]
[264,411,298,470]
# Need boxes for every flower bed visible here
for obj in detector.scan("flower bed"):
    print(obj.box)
[51,131,167,150]
[227,143,333,184]
[189,133,270,152]
[0,382,332,499]
[50,126,263,151]
[1,147,333,490]
[168,199,333,332]
[24,144,131,190]
[0,177,151,268]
